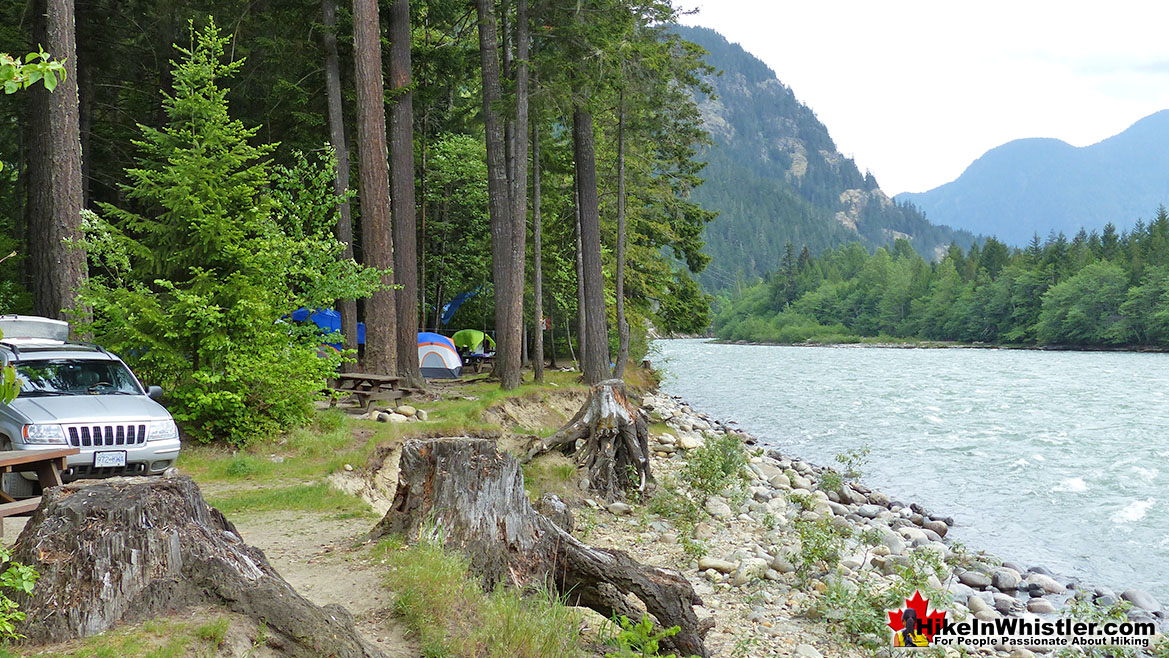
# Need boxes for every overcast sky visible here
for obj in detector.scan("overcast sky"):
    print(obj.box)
[678,1,1169,196]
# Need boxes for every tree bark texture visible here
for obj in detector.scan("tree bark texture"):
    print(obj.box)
[369,438,707,657]
[322,0,360,371]
[574,187,586,367]
[509,0,530,371]
[573,108,608,384]
[614,87,629,379]
[388,0,423,387]
[353,0,397,375]
[531,114,544,383]
[523,379,651,501]
[475,0,521,390]
[28,0,87,321]
[9,477,383,657]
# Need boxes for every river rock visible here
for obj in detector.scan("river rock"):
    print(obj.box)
[1026,574,1067,595]
[769,473,792,490]
[868,491,890,507]
[992,568,1022,591]
[607,502,632,516]
[923,519,948,537]
[948,581,976,604]
[795,644,822,658]
[698,557,738,574]
[770,554,795,574]
[385,412,410,423]
[752,463,784,481]
[395,404,417,417]
[705,496,733,520]
[857,504,885,519]
[968,595,993,615]
[959,570,992,590]
[677,434,703,450]
[1027,598,1057,614]
[658,433,677,445]
[1121,589,1161,611]
[993,592,1024,615]
[876,528,905,555]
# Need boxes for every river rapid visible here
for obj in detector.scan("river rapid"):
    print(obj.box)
[654,339,1169,603]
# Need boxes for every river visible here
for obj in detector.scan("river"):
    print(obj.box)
[654,339,1169,602]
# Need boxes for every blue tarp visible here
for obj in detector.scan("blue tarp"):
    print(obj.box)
[292,308,365,346]
[440,290,479,326]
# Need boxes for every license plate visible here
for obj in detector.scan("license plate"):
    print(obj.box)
[94,451,127,468]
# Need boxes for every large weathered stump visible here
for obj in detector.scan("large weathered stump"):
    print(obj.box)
[370,438,708,658]
[8,476,382,657]
[524,379,651,501]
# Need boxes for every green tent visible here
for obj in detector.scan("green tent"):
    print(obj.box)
[451,329,496,354]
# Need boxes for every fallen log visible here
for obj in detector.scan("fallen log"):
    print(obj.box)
[370,437,709,657]
[7,475,382,657]
[523,378,651,501]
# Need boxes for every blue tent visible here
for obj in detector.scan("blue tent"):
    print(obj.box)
[291,308,365,347]
[418,332,461,378]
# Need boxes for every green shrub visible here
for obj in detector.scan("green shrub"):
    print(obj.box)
[602,614,681,658]
[0,545,38,641]
[679,434,750,500]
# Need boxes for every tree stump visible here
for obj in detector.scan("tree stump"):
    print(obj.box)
[370,438,709,658]
[7,475,383,657]
[523,378,651,501]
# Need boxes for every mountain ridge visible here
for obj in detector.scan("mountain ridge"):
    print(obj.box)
[677,25,976,292]
[898,109,1169,245]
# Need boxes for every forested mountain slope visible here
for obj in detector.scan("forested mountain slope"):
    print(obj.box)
[677,26,976,292]
[898,110,1169,246]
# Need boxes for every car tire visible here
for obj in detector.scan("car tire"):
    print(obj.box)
[1,472,39,499]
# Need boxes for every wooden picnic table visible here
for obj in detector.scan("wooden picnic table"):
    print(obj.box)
[329,372,407,413]
[0,447,79,536]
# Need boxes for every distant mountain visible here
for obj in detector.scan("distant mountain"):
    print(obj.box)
[677,26,976,292]
[897,111,1169,246]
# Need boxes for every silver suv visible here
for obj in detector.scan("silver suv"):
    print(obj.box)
[0,316,181,495]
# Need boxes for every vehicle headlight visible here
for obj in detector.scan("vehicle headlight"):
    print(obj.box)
[148,419,179,442]
[22,424,66,445]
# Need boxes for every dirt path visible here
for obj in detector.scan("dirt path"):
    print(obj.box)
[230,510,416,657]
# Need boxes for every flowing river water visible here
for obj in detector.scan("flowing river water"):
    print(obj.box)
[654,339,1169,602]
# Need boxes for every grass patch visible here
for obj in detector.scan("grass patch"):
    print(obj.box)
[13,614,230,658]
[206,482,375,519]
[523,454,583,504]
[377,532,582,658]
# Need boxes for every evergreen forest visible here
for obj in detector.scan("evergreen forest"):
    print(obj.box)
[716,213,1169,348]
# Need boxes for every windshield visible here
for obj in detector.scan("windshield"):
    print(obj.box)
[14,359,145,397]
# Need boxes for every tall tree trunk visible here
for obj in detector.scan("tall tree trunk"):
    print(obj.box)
[547,299,557,368]
[613,86,629,379]
[76,0,94,208]
[475,0,521,389]
[322,0,359,372]
[574,185,586,369]
[573,109,607,385]
[511,0,530,372]
[28,0,87,321]
[388,0,422,387]
[352,0,397,375]
[531,113,544,383]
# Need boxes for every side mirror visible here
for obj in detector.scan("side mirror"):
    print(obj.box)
[147,385,163,400]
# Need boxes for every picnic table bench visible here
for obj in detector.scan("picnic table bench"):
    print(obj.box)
[0,447,79,536]
[327,372,406,413]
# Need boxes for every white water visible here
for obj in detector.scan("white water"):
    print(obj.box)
[655,339,1169,601]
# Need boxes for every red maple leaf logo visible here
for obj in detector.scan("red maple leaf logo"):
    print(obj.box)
[887,590,947,642]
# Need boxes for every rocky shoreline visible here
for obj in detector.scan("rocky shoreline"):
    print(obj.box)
[580,388,1167,657]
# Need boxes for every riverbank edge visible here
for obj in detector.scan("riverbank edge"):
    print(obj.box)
[708,337,1169,353]
[597,378,1168,657]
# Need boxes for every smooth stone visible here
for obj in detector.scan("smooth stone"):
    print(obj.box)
[993,593,1024,614]
[795,645,823,658]
[1122,589,1162,611]
[386,412,410,423]
[395,404,416,417]
[959,570,993,590]
[968,595,993,615]
[868,491,890,507]
[974,609,1000,622]
[705,497,733,520]
[607,502,632,516]
[992,568,1022,591]
[769,473,792,490]
[857,504,885,519]
[415,408,429,421]
[770,554,795,574]
[1027,598,1057,614]
[1026,574,1067,595]
[878,528,906,555]
[698,557,738,574]
[923,519,948,538]
[677,434,702,450]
